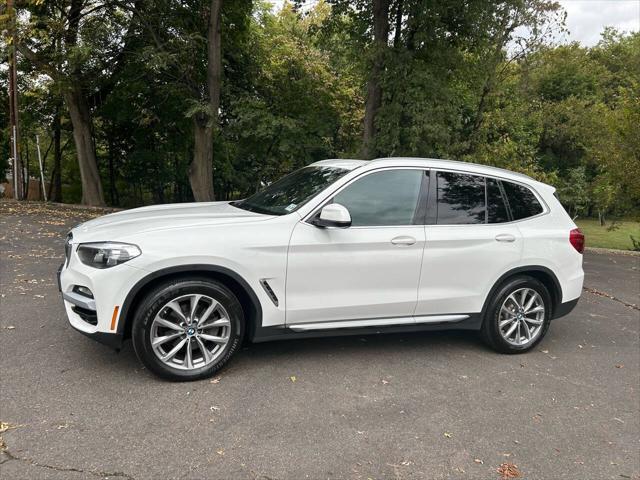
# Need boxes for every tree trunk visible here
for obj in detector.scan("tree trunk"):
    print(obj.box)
[393,0,403,48]
[50,104,63,202]
[107,136,118,206]
[23,139,30,199]
[63,85,105,206]
[361,0,390,159]
[190,115,215,201]
[188,0,223,202]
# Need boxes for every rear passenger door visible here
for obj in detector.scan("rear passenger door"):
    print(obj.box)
[416,171,524,316]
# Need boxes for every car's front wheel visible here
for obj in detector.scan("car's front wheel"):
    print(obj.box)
[481,275,552,353]
[132,278,244,381]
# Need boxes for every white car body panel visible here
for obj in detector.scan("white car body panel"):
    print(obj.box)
[58,157,584,347]
[287,222,425,324]
[417,222,524,315]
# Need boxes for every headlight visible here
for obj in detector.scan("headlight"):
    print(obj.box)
[77,242,141,269]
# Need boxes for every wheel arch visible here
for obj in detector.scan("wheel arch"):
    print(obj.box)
[118,265,263,343]
[481,266,563,320]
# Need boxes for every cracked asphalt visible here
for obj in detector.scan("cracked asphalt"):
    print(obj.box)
[1,201,639,480]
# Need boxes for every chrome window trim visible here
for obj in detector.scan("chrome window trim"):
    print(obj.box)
[301,166,430,228]
[301,164,550,228]
[429,167,550,227]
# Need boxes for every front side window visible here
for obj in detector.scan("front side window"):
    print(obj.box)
[236,166,349,216]
[436,172,486,225]
[502,181,544,220]
[333,169,423,226]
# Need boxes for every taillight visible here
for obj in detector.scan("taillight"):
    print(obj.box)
[569,228,585,253]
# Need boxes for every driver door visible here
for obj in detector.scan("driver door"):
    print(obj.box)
[285,168,428,326]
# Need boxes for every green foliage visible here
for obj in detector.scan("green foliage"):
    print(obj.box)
[4,0,639,220]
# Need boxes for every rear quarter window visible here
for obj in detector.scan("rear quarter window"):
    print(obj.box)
[502,181,544,220]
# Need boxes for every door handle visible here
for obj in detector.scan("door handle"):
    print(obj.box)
[391,235,416,246]
[495,233,516,243]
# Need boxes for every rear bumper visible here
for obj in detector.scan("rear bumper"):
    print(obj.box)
[552,297,579,319]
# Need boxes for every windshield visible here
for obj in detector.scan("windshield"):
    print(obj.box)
[235,166,349,216]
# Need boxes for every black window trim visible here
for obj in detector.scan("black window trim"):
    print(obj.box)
[302,166,431,228]
[425,168,549,226]
[496,178,515,223]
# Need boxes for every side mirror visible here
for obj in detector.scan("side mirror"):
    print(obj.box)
[314,203,352,228]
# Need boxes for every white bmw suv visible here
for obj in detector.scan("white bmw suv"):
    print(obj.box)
[58,158,584,381]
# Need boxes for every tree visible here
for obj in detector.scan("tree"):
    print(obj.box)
[15,0,140,206]
[361,0,389,159]
[189,0,222,201]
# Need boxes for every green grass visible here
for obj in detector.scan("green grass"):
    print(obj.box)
[575,219,640,251]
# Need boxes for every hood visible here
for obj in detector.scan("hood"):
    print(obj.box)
[72,201,271,242]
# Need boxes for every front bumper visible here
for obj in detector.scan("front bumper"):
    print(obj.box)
[58,248,148,350]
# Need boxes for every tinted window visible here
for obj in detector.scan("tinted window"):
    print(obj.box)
[487,178,510,223]
[502,181,543,220]
[436,172,486,225]
[237,166,348,215]
[333,169,423,226]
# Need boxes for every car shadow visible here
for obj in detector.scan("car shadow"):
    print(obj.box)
[67,327,490,383]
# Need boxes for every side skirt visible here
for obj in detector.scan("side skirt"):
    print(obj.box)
[251,314,482,343]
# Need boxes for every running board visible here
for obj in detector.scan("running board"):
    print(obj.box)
[288,314,469,332]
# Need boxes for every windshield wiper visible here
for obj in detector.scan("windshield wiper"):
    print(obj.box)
[230,201,278,216]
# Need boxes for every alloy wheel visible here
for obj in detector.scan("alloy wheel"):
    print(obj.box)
[150,294,231,370]
[498,287,545,347]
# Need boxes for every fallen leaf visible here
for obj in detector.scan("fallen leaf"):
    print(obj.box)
[615,364,624,369]
[381,379,390,385]
[210,376,222,384]
[216,449,225,456]
[444,432,452,438]
[497,462,522,479]
[474,459,484,464]
[289,376,297,383]
[0,422,16,433]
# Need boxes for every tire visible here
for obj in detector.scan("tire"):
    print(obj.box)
[480,275,552,354]
[132,277,244,381]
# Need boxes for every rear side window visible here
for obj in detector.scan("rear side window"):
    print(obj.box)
[487,178,510,223]
[502,181,544,220]
[436,172,486,224]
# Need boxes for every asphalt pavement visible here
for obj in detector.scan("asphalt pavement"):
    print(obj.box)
[1,201,638,480]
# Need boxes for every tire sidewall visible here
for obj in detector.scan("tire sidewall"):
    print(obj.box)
[483,276,552,353]
[132,279,244,381]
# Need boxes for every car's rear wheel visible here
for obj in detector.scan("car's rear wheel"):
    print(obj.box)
[132,278,244,381]
[481,275,552,353]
